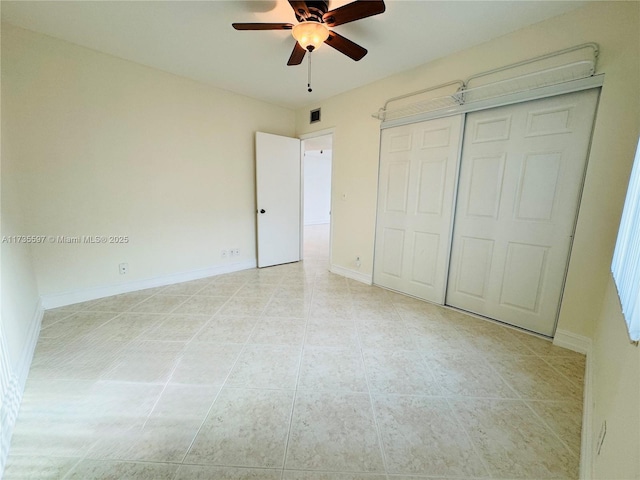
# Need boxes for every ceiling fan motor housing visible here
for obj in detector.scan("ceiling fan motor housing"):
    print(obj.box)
[294,1,329,23]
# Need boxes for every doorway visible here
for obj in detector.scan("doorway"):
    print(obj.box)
[302,133,333,267]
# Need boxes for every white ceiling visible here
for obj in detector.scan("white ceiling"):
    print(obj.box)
[1,1,588,109]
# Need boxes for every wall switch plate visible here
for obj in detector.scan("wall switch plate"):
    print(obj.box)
[119,263,128,275]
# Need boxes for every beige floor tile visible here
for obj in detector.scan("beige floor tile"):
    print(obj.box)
[423,351,517,398]
[408,328,475,358]
[455,321,535,356]
[527,400,583,455]
[220,297,271,316]
[356,322,418,351]
[264,297,310,318]
[175,465,282,479]
[249,317,307,345]
[129,294,190,314]
[310,301,354,320]
[487,355,583,401]
[85,381,164,426]
[7,225,586,479]
[89,312,164,343]
[159,278,211,295]
[388,477,488,480]
[363,350,441,395]
[39,309,75,328]
[144,313,210,342]
[196,282,243,297]
[39,312,116,340]
[86,292,151,312]
[2,455,81,480]
[226,344,302,389]
[305,318,359,349]
[284,472,387,480]
[298,346,368,393]
[352,304,401,322]
[512,332,586,358]
[65,459,179,479]
[169,343,243,385]
[542,355,587,387]
[372,395,488,477]
[88,416,203,462]
[171,295,228,315]
[8,421,97,458]
[449,398,579,478]
[186,388,294,468]
[193,315,259,344]
[235,283,279,298]
[100,355,178,383]
[152,384,220,417]
[285,391,385,473]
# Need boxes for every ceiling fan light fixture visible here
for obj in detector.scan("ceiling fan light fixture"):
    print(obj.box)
[292,22,329,52]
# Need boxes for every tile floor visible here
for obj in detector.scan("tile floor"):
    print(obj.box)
[4,224,586,479]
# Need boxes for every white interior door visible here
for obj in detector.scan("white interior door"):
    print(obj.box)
[446,89,599,335]
[374,115,463,303]
[256,132,301,268]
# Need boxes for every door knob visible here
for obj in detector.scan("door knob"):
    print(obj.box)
[259,209,266,214]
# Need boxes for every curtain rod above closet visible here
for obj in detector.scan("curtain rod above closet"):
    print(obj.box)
[374,43,600,127]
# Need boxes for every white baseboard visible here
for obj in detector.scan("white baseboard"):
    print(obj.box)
[41,260,257,309]
[553,329,594,480]
[330,264,372,285]
[1,299,43,476]
[553,328,592,355]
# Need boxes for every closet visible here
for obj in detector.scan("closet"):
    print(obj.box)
[373,88,599,336]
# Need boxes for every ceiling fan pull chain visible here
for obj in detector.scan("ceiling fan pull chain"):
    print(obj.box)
[307,52,313,93]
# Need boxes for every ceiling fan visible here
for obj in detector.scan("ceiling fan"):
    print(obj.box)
[232,0,386,66]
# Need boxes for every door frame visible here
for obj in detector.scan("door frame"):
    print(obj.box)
[299,128,335,268]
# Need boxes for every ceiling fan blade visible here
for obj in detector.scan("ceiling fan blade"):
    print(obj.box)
[324,30,367,61]
[323,0,385,27]
[232,23,294,30]
[288,1,310,19]
[287,42,307,66]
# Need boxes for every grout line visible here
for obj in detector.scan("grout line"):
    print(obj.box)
[442,396,496,479]
[350,281,391,480]
[280,268,315,475]
[523,399,582,458]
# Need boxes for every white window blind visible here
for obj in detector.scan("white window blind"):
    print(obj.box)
[611,137,640,342]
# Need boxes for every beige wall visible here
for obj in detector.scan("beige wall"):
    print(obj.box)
[295,2,640,340]
[295,4,640,478]
[591,278,640,478]
[1,112,40,369]
[2,23,296,299]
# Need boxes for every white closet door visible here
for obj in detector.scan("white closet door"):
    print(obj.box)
[446,89,599,336]
[374,115,463,303]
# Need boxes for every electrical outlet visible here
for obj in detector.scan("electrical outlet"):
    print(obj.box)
[355,256,361,268]
[232,248,240,256]
[221,250,228,258]
[119,263,128,275]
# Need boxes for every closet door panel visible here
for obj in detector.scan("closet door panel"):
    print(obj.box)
[374,115,463,303]
[446,89,599,336]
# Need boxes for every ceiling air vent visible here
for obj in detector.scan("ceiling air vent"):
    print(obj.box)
[310,108,321,124]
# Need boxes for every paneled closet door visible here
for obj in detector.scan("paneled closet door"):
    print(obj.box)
[446,89,599,336]
[374,115,463,303]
